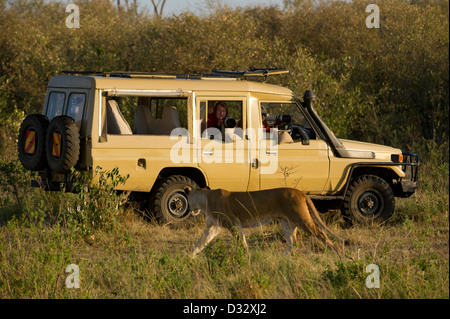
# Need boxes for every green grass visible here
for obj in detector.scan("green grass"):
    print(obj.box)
[0,161,448,299]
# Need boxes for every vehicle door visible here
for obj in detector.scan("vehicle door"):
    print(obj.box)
[258,101,330,194]
[194,96,258,191]
[45,89,91,169]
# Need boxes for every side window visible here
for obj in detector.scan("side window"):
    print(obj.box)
[46,92,65,120]
[200,100,243,141]
[260,102,316,142]
[149,98,188,130]
[105,96,187,135]
[67,93,85,123]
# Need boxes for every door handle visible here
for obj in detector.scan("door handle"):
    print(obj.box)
[266,150,277,155]
[202,151,213,155]
[137,158,146,169]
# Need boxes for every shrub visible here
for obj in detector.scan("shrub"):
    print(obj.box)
[66,166,130,236]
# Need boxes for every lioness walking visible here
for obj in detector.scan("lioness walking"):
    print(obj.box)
[184,187,347,257]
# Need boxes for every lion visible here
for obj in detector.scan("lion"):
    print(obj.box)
[184,187,348,257]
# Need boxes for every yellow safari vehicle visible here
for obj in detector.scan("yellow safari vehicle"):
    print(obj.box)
[17,69,419,226]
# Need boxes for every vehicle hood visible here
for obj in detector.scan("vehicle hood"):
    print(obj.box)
[339,139,402,161]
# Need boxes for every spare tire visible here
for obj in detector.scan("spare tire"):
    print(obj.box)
[17,114,50,171]
[45,115,80,173]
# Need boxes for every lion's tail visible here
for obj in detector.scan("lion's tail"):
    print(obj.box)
[305,196,342,242]
[305,196,352,260]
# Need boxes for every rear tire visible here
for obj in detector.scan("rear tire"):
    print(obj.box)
[149,175,201,228]
[17,114,50,171]
[343,175,395,226]
[45,116,80,173]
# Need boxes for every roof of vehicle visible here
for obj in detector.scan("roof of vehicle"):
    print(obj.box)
[47,71,294,96]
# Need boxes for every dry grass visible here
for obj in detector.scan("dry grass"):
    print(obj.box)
[0,162,448,299]
[0,203,448,299]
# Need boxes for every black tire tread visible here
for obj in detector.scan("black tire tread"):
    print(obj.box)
[149,175,199,227]
[343,174,395,225]
[46,116,80,173]
[17,114,50,171]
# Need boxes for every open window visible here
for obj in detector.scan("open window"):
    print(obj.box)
[260,102,316,144]
[103,95,188,136]
[199,100,243,141]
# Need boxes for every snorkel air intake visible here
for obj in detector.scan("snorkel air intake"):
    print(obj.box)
[302,90,374,159]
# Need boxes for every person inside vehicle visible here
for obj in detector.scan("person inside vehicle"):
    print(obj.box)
[201,101,228,133]
[208,101,227,129]
[262,112,270,132]
[262,112,283,133]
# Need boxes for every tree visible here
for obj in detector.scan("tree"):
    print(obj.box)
[151,0,166,17]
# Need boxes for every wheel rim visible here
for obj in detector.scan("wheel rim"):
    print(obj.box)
[167,191,189,218]
[357,191,382,216]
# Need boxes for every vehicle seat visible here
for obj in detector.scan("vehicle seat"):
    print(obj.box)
[152,105,181,135]
[134,105,152,134]
[107,100,132,135]
[278,131,294,144]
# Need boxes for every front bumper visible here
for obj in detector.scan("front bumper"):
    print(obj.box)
[397,152,420,197]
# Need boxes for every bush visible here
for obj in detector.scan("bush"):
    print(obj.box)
[65,166,130,236]
[0,160,129,237]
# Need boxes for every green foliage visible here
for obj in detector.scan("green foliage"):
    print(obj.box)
[203,238,249,278]
[0,76,25,160]
[0,0,447,164]
[322,260,365,288]
[66,166,130,236]
[0,160,36,218]
[0,161,129,237]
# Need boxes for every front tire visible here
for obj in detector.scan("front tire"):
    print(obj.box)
[149,175,200,228]
[343,175,395,225]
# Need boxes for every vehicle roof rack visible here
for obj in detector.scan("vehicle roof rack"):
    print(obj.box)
[61,70,228,79]
[211,68,289,78]
[61,70,109,76]
[60,68,289,80]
